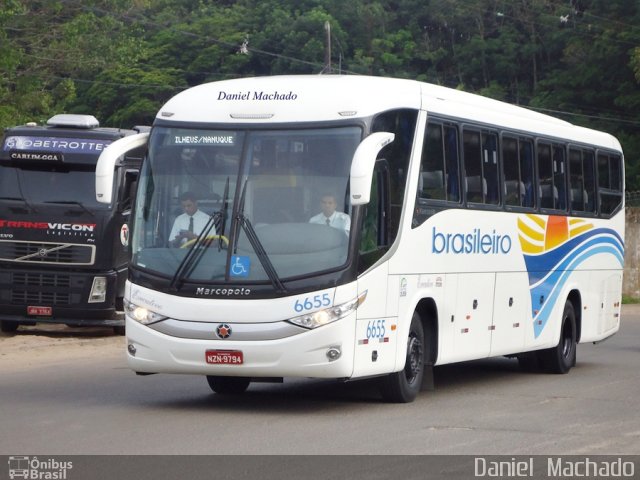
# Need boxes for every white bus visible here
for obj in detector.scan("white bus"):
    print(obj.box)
[97,75,624,402]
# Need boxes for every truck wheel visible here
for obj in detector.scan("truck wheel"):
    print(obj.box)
[379,312,424,403]
[206,376,251,394]
[1,320,19,333]
[538,300,577,374]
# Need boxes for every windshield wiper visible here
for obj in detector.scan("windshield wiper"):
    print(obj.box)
[169,211,222,291]
[233,179,287,293]
[44,200,94,217]
[216,177,230,251]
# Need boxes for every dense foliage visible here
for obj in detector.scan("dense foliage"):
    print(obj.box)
[2,0,640,187]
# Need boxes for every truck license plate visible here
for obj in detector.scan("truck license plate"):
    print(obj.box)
[27,306,52,316]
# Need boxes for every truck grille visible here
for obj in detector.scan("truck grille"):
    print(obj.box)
[11,272,73,305]
[0,240,95,265]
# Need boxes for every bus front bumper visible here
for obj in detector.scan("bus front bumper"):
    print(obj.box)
[125,315,357,379]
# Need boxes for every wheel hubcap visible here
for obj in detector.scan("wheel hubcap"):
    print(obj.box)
[561,317,573,358]
[405,335,423,384]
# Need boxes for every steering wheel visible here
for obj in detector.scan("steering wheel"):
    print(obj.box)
[180,235,229,249]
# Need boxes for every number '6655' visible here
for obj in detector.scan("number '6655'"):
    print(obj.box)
[366,319,386,339]
[294,293,331,312]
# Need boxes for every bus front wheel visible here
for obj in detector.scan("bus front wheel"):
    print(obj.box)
[539,300,577,374]
[379,312,425,403]
[206,376,251,395]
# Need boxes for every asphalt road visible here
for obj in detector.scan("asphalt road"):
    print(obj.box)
[1,306,639,457]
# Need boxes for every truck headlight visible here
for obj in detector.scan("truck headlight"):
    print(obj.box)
[287,291,367,329]
[88,276,107,303]
[125,300,167,325]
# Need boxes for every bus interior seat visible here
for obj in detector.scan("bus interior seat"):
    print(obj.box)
[570,188,588,210]
[465,175,486,202]
[539,183,558,208]
[420,170,445,199]
[504,180,525,205]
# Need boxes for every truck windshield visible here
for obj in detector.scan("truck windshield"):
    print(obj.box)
[131,125,361,284]
[0,165,105,209]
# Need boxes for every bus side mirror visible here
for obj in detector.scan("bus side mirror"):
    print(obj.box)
[350,132,394,206]
[96,132,149,204]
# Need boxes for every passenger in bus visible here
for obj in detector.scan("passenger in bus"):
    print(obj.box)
[308,193,350,235]
[169,191,214,247]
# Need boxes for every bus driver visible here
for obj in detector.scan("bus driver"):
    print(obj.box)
[308,193,350,235]
[169,191,212,247]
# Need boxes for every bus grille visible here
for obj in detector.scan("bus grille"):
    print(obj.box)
[0,240,95,265]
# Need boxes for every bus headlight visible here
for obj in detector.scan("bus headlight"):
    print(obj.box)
[287,291,367,329]
[125,300,167,325]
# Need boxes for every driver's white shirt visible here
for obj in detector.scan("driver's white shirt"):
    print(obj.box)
[308,211,350,235]
[169,209,212,245]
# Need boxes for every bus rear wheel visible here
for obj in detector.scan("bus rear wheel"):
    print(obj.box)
[538,300,577,374]
[206,376,251,395]
[379,312,424,403]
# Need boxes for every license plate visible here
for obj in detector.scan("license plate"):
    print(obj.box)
[205,350,243,365]
[27,306,52,316]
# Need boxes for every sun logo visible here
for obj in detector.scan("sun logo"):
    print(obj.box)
[518,214,593,254]
[517,214,623,338]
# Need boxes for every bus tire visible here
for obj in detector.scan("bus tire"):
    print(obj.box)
[379,312,424,403]
[538,300,577,374]
[206,376,251,395]
[1,320,19,333]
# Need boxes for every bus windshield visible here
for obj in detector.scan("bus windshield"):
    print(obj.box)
[131,125,361,285]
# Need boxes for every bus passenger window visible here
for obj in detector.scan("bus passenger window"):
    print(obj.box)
[503,136,534,209]
[569,148,585,212]
[569,148,595,214]
[419,123,446,200]
[553,145,567,211]
[482,132,499,205]
[520,140,535,208]
[417,122,459,202]
[463,130,483,203]
[583,151,596,213]
[598,153,623,216]
[503,137,522,207]
[538,143,555,209]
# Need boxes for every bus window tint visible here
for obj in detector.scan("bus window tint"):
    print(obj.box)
[569,148,596,214]
[419,123,446,200]
[482,132,499,205]
[598,153,623,216]
[502,136,520,206]
[538,143,554,209]
[553,145,567,211]
[583,150,596,212]
[463,130,483,203]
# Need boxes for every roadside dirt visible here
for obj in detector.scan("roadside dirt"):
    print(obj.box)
[0,324,124,372]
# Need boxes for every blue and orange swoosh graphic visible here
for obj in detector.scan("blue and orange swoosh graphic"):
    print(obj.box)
[518,215,624,338]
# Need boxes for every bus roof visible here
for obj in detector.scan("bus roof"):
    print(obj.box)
[157,75,622,152]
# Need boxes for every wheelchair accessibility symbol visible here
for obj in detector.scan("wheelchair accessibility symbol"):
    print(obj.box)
[230,255,250,277]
